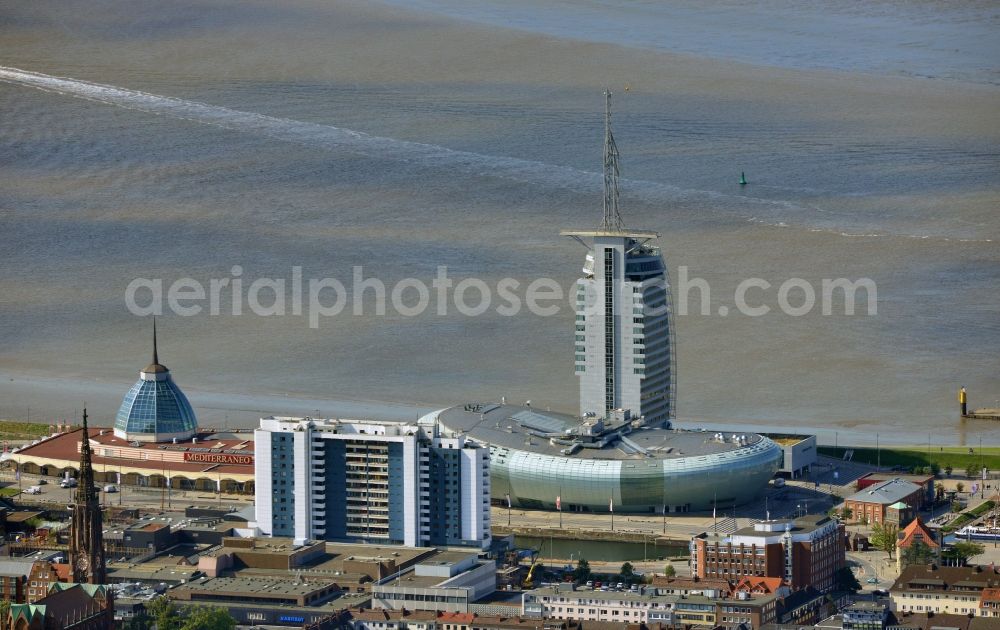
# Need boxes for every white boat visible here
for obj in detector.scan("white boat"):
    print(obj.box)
[955,525,1000,541]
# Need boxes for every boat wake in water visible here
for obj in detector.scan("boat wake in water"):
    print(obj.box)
[0,66,990,243]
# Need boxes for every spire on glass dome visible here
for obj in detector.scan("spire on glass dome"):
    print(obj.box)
[144,318,168,374]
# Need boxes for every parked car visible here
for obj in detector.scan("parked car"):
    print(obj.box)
[104,485,118,493]
[24,485,42,495]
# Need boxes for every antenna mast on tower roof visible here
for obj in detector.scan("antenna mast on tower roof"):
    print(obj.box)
[601,89,625,232]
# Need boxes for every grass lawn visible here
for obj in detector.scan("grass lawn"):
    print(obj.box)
[0,487,21,497]
[818,445,1000,473]
[0,420,53,440]
[942,500,996,533]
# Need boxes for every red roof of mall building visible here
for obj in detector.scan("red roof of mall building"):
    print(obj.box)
[12,427,254,477]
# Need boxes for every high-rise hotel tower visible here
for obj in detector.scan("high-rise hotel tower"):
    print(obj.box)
[563,92,676,426]
[254,416,491,550]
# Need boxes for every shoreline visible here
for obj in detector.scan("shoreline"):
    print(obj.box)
[0,368,989,448]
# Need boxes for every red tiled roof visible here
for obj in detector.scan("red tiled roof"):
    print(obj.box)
[734,576,785,594]
[12,428,254,476]
[898,517,940,549]
[53,563,72,582]
[981,587,1000,603]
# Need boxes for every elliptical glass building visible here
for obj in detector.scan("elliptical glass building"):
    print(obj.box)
[425,404,781,513]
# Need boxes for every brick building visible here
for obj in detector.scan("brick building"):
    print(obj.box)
[855,473,935,507]
[844,478,925,525]
[0,560,36,603]
[27,560,72,603]
[690,515,845,592]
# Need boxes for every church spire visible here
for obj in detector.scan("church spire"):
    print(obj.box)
[601,89,625,232]
[75,406,97,515]
[70,405,106,585]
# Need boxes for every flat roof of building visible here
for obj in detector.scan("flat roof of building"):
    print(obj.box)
[107,564,201,583]
[378,561,491,590]
[207,539,448,577]
[560,229,660,239]
[764,434,815,446]
[699,514,836,541]
[3,510,46,523]
[0,560,37,577]
[174,575,337,597]
[379,572,461,589]
[434,403,766,461]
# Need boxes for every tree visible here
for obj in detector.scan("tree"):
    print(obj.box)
[944,541,985,566]
[663,563,676,578]
[835,567,862,593]
[572,558,591,583]
[956,482,965,494]
[146,596,182,630]
[0,599,10,630]
[840,506,853,520]
[965,465,978,479]
[870,522,899,559]
[951,500,964,514]
[619,562,635,584]
[180,606,236,630]
[121,611,152,630]
[901,540,937,568]
[944,465,953,477]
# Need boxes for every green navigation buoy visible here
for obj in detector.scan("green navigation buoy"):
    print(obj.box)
[739,171,748,186]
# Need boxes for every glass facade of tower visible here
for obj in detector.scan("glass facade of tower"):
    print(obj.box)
[576,235,674,426]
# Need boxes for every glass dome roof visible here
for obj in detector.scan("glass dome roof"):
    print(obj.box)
[113,321,198,442]
[114,374,197,439]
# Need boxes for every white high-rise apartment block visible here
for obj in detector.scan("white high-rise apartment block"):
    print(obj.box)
[563,92,675,426]
[254,416,491,550]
